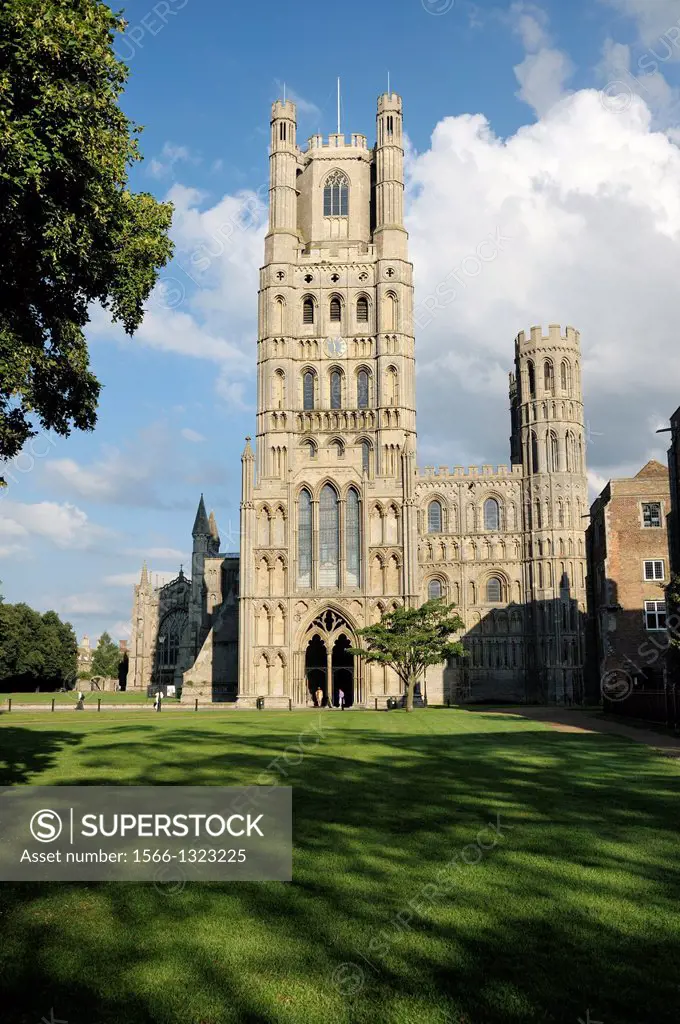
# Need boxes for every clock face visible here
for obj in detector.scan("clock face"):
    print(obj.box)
[325,335,347,358]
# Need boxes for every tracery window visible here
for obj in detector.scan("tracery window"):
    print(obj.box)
[319,485,340,588]
[346,488,361,587]
[298,489,312,588]
[323,170,349,216]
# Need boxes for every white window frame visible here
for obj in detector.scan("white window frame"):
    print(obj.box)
[643,559,665,582]
[644,600,666,631]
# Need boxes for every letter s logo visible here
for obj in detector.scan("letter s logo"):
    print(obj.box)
[30,809,63,843]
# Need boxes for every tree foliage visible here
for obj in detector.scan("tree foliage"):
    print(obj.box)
[0,0,174,475]
[91,630,120,679]
[350,600,466,711]
[0,603,77,690]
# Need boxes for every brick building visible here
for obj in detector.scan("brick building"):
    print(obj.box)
[586,460,670,690]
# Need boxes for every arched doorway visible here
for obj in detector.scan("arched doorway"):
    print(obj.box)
[303,610,356,708]
[305,634,326,705]
[332,634,354,707]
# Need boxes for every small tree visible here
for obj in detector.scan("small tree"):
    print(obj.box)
[350,600,465,712]
[91,632,121,679]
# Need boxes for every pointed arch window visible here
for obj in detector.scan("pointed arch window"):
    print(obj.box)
[548,430,559,472]
[302,297,315,325]
[484,498,500,531]
[330,370,342,409]
[356,296,369,322]
[319,485,340,587]
[428,500,443,534]
[527,360,536,398]
[158,609,188,668]
[530,431,539,474]
[361,439,371,474]
[298,489,312,588]
[428,579,443,601]
[346,488,361,587]
[323,170,349,217]
[544,360,554,393]
[329,295,342,322]
[357,369,369,409]
[561,359,571,392]
[303,371,315,410]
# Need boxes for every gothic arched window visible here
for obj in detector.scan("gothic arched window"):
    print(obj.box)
[530,431,539,474]
[356,296,369,322]
[561,359,571,392]
[357,369,369,409]
[158,609,188,668]
[323,170,349,217]
[484,498,500,531]
[298,489,312,588]
[346,488,361,587]
[428,579,442,600]
[303,370,315,410]
[330,370,342,409]
[486,577,503,603]
[527,360,536,398]
[319,485,340,587]
[361,439,371,474]
[329,295,342,322]
[548,430,559,472]
[428,500,443,534]
[544,360,554,393]
[302,296,315,325]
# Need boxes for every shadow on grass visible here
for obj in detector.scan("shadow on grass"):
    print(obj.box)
[0,716,679,1023]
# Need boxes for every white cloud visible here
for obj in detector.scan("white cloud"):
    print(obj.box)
[508,3,574,116]
[273,81,321,119]
[405,86,680,482]
[181,428,205,443]
[109,620,132,640]
[0,501,112,551]
[601,0,680,49]
[103,570,178,588]
[148,142,197,179]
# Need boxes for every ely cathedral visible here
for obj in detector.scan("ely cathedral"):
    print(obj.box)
[128,93,589,706]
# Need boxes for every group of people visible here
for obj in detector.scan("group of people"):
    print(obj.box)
[313,686,346,710]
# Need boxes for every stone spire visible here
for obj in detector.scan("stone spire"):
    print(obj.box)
[192,494,211,538]
[140,562,149,587]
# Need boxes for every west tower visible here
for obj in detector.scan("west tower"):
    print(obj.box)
[238,93,418,706]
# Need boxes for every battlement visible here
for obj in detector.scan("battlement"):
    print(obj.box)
[305,133,368,151]
[515,324,580,350]
[416,464,523,479]
[271,99,297,120]
[377,92,402,113]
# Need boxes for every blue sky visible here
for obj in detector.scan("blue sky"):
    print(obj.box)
[3,0,680,643]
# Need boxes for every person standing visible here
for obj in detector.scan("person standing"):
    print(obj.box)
[338,688,345,711]
[314,686,323,708]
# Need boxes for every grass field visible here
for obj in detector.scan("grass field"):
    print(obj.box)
[1,708,679,1024]
[1,690,163,705]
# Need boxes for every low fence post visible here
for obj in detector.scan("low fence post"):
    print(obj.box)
[7,698,11,712]
[195,698,199,712]
[51,698,55,712]
[289,698,293,711]
[374,697,378,711]
[97,698,101,712]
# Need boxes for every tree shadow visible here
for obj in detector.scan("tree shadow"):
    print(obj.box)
[1,717,679,1023]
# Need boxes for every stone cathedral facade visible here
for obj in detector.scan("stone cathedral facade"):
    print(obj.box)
[128,92,589,706]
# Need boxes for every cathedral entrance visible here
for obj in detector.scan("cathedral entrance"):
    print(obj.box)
[303,610,356,707]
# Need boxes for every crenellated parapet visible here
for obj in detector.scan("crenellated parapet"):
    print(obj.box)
[416,464,523,479]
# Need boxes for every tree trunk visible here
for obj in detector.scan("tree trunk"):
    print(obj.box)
[405,674,416,712]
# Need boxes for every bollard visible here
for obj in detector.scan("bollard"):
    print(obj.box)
[7,698,11,712]
[51,698,55,712]
[374,697,378,711]
[97,698,101,712]
[195,698,198,712]
[289,698,293,711]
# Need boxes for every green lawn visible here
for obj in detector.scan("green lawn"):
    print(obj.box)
[2,690,160,705]
[1,708,679,1024]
